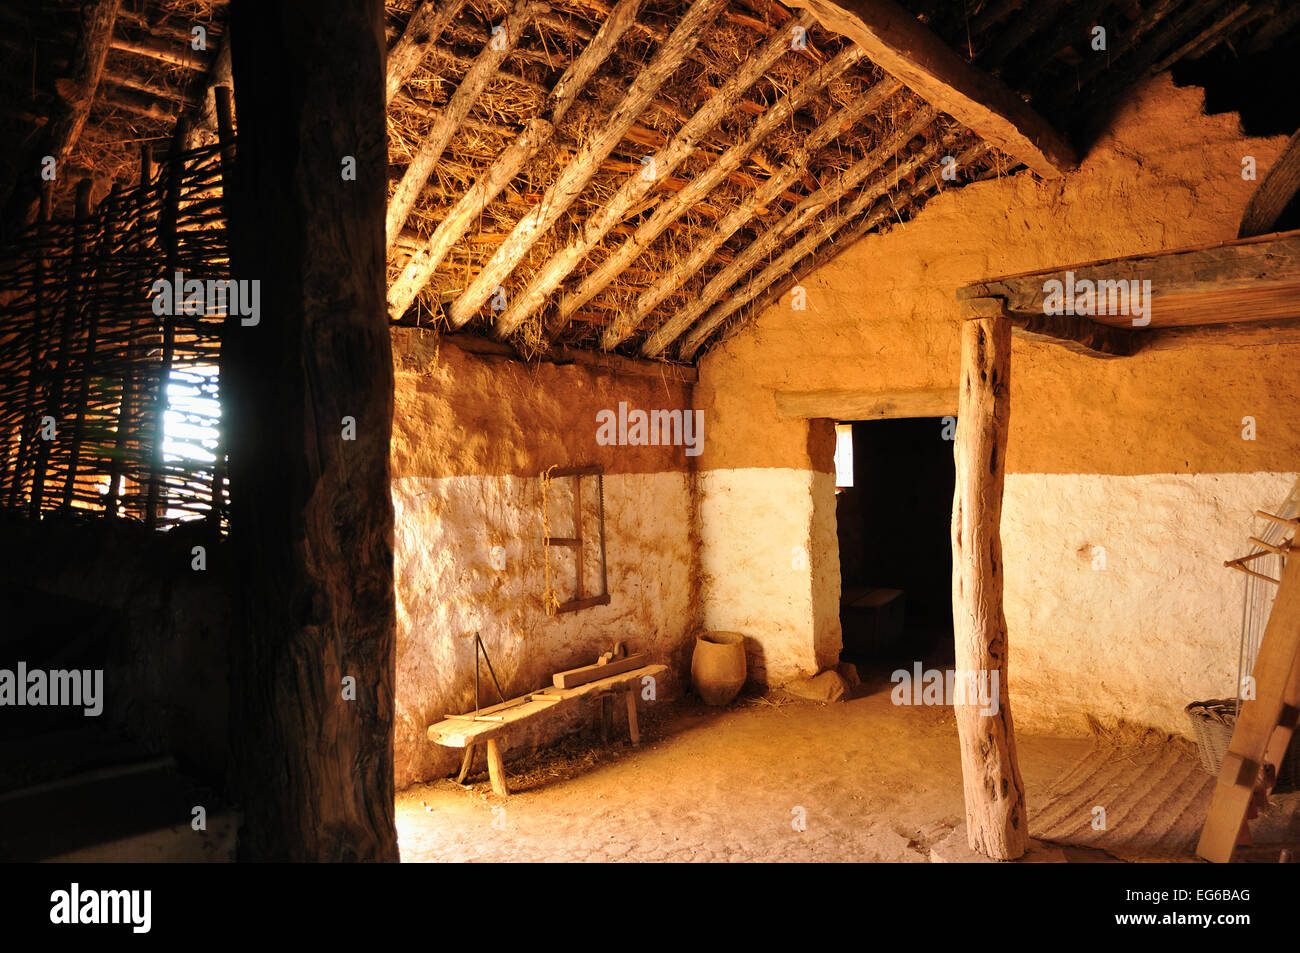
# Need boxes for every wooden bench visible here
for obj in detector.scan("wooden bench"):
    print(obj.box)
[426,663,666,796]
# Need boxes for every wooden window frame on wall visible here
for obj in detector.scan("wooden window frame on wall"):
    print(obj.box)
[544,463,610,613]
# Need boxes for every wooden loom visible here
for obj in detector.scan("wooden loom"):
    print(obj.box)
[1199,510,1300,862]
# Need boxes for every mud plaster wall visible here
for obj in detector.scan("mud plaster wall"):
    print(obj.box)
[390,329,698,788]
[696,74,1299,738]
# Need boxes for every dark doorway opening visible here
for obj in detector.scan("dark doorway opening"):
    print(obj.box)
[835,417,955,681]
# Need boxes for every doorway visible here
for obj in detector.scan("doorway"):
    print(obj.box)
[835,417,955,681]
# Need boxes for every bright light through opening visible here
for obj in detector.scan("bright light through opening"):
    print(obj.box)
[834,423,853,489]
[164,365,221,465]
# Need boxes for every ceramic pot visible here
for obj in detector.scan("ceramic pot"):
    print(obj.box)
[691,631,747,706]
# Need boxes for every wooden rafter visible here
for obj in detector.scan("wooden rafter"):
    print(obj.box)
[445,0,730,329]
[680,134,961,359]
[110,34,208,70]
[386,0,642,320]
[386,0,467,104]
[785,0,1076,178]
[4,0,120,225]
[385,0,533,252]
[603,76,906,350]
[641,102,938,358]
[1239,126,1300,239]
[490,9,818,339]
[551,44,866,337]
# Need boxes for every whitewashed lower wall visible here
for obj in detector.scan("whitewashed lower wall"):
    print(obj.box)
[392,471,695,788]
[696,467,842,685]
[1002,471,1297,738]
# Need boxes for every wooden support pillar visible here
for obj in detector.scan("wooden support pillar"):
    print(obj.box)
[226,0,396,861]
[951,313,1028,860]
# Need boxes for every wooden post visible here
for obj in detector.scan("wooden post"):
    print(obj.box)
[34,179,93,518]
[64,184,118,509]
[206,85,236,531]
[145,119,188,528]
[951,312,1028,860]
[10,185,53,509]
[105,145,153,518]
[226,0,396,861]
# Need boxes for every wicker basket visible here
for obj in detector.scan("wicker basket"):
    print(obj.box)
[1186,698,1300,788]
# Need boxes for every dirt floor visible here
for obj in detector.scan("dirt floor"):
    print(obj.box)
[395,677,1100,863]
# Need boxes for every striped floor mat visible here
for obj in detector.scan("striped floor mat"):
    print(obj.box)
[1030,740,1214,861]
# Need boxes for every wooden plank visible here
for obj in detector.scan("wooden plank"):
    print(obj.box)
[553,652,648,689]
[556,593,612,613]
[1198,551,1300,862]
[1141,317,1300,352]
[1011,313,1136,358]
[958,230,1300,330]
[951,314,1029,860]
[774,387,957,420]
[427,664,667,746]
[785,0,1076,178]
[1240,127,1300,239]
[446,0,729,328]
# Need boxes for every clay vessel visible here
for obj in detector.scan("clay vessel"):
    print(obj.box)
[691,631,747,706]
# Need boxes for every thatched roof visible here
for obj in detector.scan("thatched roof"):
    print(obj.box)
[3,0,1297,363]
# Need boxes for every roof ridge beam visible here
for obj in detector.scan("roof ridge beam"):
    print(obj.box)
[786,0,1076,178]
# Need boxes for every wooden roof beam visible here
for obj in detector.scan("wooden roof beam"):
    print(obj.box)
[492,9,819,339]
[785,0,1076,178]
[386,0,642,320]
[385,0,534,253]
[4,0,120,226]
[957,230,1300,330]
[446,0,730,329]
[604,76,906,349]
[386,0,469,104]
[640,102,937,357]
[110,34,209,70]
[555,44,865,338]
[1238,125,1300,238]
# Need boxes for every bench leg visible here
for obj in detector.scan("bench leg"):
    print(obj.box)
[486,738,510,796]
[625,689,640,746]
[455,744,476,784]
